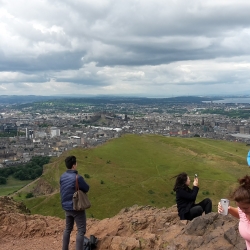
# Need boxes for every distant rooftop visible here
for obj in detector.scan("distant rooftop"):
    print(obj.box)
[231,133,250,139]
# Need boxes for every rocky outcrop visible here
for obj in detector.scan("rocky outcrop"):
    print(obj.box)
[0,199,246,250]
[0,196,30,214]
[32,178,54,195]
[86,205,245,250]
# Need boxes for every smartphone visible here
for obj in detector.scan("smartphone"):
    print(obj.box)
[220,199,229,215]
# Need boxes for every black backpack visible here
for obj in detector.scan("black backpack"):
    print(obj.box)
[83,235,98,250]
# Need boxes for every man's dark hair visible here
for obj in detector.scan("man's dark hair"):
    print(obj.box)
[65,156,76,169]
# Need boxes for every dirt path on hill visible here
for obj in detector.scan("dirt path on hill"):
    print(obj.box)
[9,178,40,197]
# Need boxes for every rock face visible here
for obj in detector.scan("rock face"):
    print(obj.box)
[0,197,246,250]
[32,178,54,196]
[87,205,246,250]
[0,196,30,214]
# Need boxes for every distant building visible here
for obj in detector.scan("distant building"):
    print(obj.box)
[240,126,250,134]
[82,113,94,120]
[35,131,47,138]
[28,130,34,139]
[70,136,81,145]
[50,127,60,137]
[25,128,34,138]
[227,124,240,133]
[178,129,190,135]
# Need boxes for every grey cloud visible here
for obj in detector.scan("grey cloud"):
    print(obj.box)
[55,77,108,86]
[0,72,49,84]
[0,51,85,72]
[1,0,250,95]
[3,1,250,69]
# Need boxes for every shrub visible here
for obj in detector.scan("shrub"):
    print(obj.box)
[26,192,34,198]
[202,191,210,195]
[84,174,90,178]
[148,190,154,194]
[100,180,104,184]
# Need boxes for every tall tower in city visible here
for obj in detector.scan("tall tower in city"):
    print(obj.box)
[201,117,205,125]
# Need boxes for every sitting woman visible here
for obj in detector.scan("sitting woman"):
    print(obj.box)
[173,172,212,220]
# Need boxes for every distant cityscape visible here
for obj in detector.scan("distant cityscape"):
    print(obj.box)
[1,96,250,167]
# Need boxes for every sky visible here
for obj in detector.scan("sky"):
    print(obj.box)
[1,0,250,97]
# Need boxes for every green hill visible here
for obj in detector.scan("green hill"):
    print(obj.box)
[14,134,250,219]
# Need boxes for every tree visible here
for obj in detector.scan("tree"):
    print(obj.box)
[0,176,7,185]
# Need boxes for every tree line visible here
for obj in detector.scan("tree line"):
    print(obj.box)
[0,156,51,185]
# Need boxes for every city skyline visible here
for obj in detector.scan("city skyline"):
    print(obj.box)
[1,0,250,97]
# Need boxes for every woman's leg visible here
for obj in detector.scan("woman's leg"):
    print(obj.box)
[185,205,203,220]
[62,211,74,250]
[74,210,86,250]
[197,198,212,214]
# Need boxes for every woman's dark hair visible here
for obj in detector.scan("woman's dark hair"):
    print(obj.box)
[172,172,188,192]
[230,175,250,204]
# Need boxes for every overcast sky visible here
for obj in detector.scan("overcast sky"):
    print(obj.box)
[1,0,250,97]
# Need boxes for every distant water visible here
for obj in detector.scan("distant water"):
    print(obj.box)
[203,98,250,104]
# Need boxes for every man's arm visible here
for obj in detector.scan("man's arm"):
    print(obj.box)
[78,175,90,193]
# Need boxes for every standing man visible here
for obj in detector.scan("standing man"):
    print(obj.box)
[60,155,89,250]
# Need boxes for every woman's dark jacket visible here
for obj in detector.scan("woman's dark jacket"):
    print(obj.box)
[176,186,199,219]
[60,169,89,211]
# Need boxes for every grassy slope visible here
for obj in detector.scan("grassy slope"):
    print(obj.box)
[0,176,32,196]
[17,134,250,219]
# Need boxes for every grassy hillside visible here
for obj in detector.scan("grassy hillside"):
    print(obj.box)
[0,176,32,196]
[15,134,250,219]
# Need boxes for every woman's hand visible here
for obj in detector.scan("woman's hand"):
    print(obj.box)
[218,202,231,214]
[218,202,223,214]
[193,177,198,187]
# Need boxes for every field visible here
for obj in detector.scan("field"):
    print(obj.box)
[0,175,33,196]
[8,134,250,220]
